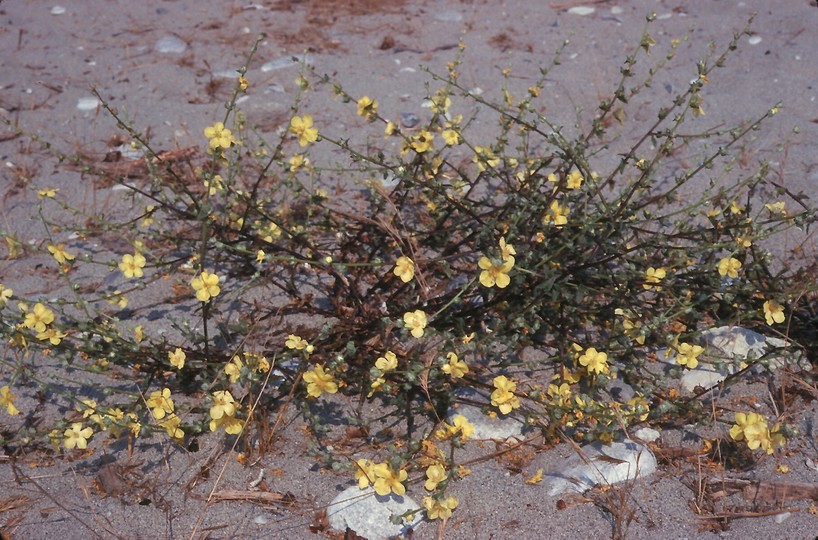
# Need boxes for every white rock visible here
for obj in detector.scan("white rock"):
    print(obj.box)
[544,439,657,496]
[748,35,762,45]
[327,486,423,540]
[633,427,661,443]
[51,6,66,15]
[448,387,527,441]
[567,6,595,16]
[77,97,101,111]
[661,326,800,392]
[154,36,188,54]
[260,54,312,72]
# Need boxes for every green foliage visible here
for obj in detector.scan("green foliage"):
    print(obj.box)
[1,15,816,515]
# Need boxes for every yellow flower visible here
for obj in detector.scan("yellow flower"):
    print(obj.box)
[434,414,474,441]
[289,154,310,172]
[356,96,378,120]
[38,187,58,199]
[204,174,224,195]
[238,75,249,91]
[146,388,174,420]
[303,365,338,398]
[452,414,474,439]
[393,256,415,283]
[210,390,238,421]
[47,244,75,264]
[134,325,144,343]
[225,355,244,383]
[620,316,645,345]
[478,256,514,288]
[442,129,460,146]
[498,237,516,262]
[375,351,398,372]
[566,169,584,189]
[168,347,186,370]
[285,334,312,351]
[442,352,468,378]
[643,267,666,290]
[491,375,520,414]
[423,496,458,520]
[354,458,376,489]
[763,300,785,326]
[117,252,146,279]
[403,310,428,338]
[204,121,236,149]
[409,130,434,153]
[290,115,319,147]
[424,464,447,491]
[547,382,572,406]
[210,414,243,434]
[159,414,184,439]
[765,201,786,215]
[675,342,704,370]
[368,376,386,397]
[578,347,609,375]
[729,412,784,454]
[384,121,397,136]
[36,327,66,345]
[717,257,742,278]
[473,146,500,172]
[372,463,408,496]
[191,270,221,302]
[1,386,20,415]
[0,284,12,306]
[64,423,93,450]
[23,302,55,333]
[546,200,570,227]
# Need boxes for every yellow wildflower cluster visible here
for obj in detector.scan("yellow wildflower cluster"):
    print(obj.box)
[209,390,242,434]
[354,459,408,496]
[225,351,271,383]
[434,414,475,441]
[423,496,459,520]
[146,388,183,439]
[729,412,785,454]
[21,302,65,345]
[441,352,469,378]
[478,237,516,288]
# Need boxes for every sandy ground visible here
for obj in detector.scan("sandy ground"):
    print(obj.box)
[2,1,818,539]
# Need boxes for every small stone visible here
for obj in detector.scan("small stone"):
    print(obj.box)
[154,36,187,54]
[399,112,420,129]
[634,427,661,443]
[77,97,101,111]
[748,35,762,45]
[448,387,527,441]
[327,486,423,540]
[567,6,595,16]
[260,54,312,72]
[51,6,66,15]
[544,439,657,496]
